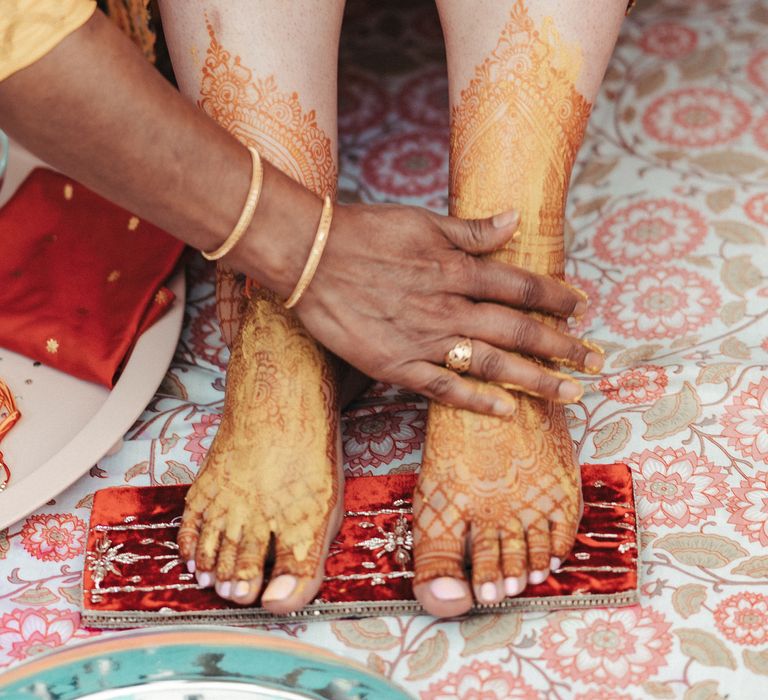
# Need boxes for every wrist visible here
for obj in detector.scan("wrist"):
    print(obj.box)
[225,161,323,300]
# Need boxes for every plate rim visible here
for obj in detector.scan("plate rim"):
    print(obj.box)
[0,270,185,530]
[0,625,413,699]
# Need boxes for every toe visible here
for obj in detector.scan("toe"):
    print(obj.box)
[214,530,242,586]
[413,521,473,617]
[550,519,577,563]
[194,518,223,585]
[260,539,325,615]
[470,525,503,605]
[178,495,204,565]
[501,517,527,597]
[231,579,260,606]
[526,520,551,585]
[229,528,268,606]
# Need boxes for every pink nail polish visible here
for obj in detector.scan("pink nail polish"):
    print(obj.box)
[186,560,196,574]
[216,581,231,598]
[430,577,466,601]
[480,582,497,603]
[504,575,526,597]
[234,581,251,598]
[196,572,213,588]
[262,575,297,602]
[528,569,548,586]
[550,557,562,571]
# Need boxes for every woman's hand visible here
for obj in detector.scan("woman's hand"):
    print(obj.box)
[288,202,599,416]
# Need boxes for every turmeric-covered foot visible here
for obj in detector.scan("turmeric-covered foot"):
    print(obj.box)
[413,0,602,616]
[178,290,342,614]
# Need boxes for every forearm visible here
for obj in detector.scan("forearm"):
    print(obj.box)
[0,10,318,296]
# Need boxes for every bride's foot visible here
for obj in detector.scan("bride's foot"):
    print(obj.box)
[411,0,613,618]
[413,394,583,617]
[178,290,343,614]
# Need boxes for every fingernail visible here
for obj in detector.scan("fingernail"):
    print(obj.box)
[431,577,467,601]
[196,572,213,588]
[234,581,251,598]
[550,557,562,571]
[493,395,517,416]
[504,575,526,597]
[528,569,549,585]
[262,574,297,602]
[186,560,196,574]
[216,581,231,598]
[480,582,497,603]
[558,380,583,403]
[573,299,588,318]
[492,209,519,229]
[584,351,604,374]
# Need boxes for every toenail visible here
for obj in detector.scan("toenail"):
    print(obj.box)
[480,582,497,603]
[550,557,562,571]
[196,572,213,588]
[430,577,466,601]
[504,575,526,597]
[234,581,251,598]
[186,560,196,574]
[262,575,297,602]
[216,581,231,598]
[528,569,548,585]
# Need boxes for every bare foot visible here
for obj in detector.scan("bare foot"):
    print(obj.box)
[411,0,609,618]
[413,396,582,617]
[178,289,343,614]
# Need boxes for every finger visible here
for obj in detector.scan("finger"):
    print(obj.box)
[399,362,518,416]
[464,258,589,319]
[449,338,583,403]
[463,304,605,374]
[434,208,520,255]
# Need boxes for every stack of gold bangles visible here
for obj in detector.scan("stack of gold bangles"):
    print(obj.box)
[201,145,335,310]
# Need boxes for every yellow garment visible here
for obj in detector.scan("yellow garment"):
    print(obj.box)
[0,0,97,82]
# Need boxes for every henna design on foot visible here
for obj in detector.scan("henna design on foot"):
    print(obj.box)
[413,0,591,617]
[178,23,342,613]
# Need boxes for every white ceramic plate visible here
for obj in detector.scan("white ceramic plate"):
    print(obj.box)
[0,141,185,529]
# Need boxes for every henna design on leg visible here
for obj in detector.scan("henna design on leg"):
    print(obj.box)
[413,0,591,617]
[178,22,343,613]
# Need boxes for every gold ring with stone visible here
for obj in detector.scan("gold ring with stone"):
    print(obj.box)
[445,337,473,374]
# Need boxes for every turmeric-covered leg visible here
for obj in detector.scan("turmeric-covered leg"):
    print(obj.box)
[413,0,624,617]
[160,0,345,613]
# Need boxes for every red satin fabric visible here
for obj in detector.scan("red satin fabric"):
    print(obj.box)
[82,464,637,615]
[0,168,184,387]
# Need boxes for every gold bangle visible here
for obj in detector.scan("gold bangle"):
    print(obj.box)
[202,146,264,261]
[284,195,334,309]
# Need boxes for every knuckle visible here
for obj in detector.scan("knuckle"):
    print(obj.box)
[534,371,560,397]
[510,316,534,350]
[424,373,454,400]
[465,218,485,248]
[442,252,473,289]
[479,348,505,380]
[517,275,540,308]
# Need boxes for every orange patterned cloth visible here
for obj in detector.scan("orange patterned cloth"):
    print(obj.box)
[0,168,184,387]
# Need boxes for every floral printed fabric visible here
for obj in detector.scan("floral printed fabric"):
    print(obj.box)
[2,0,768,697]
